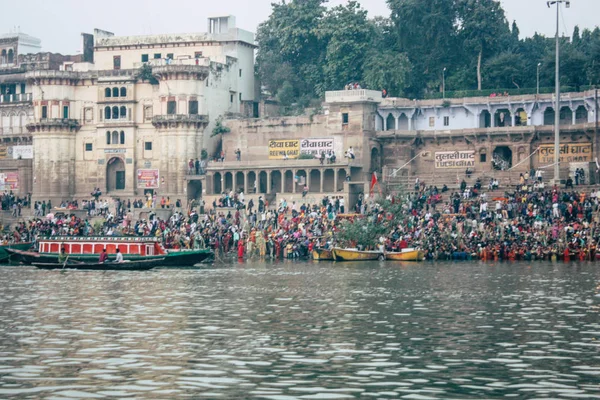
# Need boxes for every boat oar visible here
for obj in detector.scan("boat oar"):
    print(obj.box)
[62,255,69,270]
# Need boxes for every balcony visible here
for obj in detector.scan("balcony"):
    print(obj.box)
[152,114,208,129]
[325,89,383,104]
[0,93,32,104]
[27,118,80,133]
[206,158,362,171]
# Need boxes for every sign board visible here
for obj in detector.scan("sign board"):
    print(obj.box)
[105,149,127,154]
[269,140,300,159]
[12,145,33,160]
[300,138,335,156]
[0,146,7,159]
[137,169,159,189]
[538,143,592,164]
[435,150,475,169]
[0,172,19,190]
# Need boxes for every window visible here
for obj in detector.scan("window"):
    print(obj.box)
[239,69,242,77]
[239,93,242,102]
[105,88,111,98]
[85,143,93,151]
[230,94,234,103]
[167,53,174,60]
[112,106,119,120]
[106,131,111,145]
[429,116,435,127]
[342,113,349,124]
[113,55,121,70]
[120,106,127,119]
[112,131,119,145]
[167,101,176,115]
[145,142,153,151]
[7,49,14,64]
[144,105,153,121]
[154,53,161,59]
[141,54,149,62]
[120,131,125,145]
[104,106,111,120]
[41,105,47,119]
[20,83,25,94]
[120,87,127,97]
[189,100,198,115]
[480,153,487,163]
[112,87,119,98]
[194,51,202,58]
[443,116,449,126]
[63,106,69,119]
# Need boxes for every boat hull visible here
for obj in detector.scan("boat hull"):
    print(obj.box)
[385,249,425,261]
[332,248,383,261]
[32,259,163,271]
[0,243,33,263]
[312,248,334,261]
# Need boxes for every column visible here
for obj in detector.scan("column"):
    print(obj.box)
[572,108,577,125]
[244,171,249,194]
[320,169,324,193]
[334,168,339,193]
[267,170,272,194]
[511,112,516,127]
[395,115,399,130]
[491,111,496,128]
[306,171,311,192]
[292,169,297,193]
[221,174,224,194]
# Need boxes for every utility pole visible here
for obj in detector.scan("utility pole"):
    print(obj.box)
[442,68,446,99]
[547,0,570,184]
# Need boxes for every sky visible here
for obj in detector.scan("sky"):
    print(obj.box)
[1,0,598,54]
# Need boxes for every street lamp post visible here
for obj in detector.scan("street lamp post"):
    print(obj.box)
[547,0,570,185]
[536,62,541,96]
[442,68,446,99]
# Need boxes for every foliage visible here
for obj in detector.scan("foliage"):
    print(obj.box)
[210,117,231,138]
[298,153,315,159]
[201,149,208,160]
[256,0,600,102]
[136,64,159,85]
[337,217,388,248]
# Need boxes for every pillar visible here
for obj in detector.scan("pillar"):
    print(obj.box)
[244,171,249,194]
[511,112,516,127]
[572,109,577,125]
[491,111,496,128]
[292,169,297,193]
[267,171,272,194]
[306,171,311,192]
[395,115,399,130]
[221,174,225,194]
[320,169,324,193]
[334,168,339,193]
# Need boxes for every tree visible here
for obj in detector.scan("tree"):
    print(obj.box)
[483,52,525,89]
[363,50,412,97]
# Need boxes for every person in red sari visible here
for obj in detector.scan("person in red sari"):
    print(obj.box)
[237,239,245,259]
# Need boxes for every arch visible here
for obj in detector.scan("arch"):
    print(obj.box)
[235,171,245,192]
[224,172,233,192]
[112,106,119,119]
[112,87,119,97]
[559,106,572,125]
[105,88,111,98]
[247,171,257,193]
[398,113,409,130]
[120,106,127,119]
[119,131,125,145]
[111,131,119,144]
[187,181,202,201]
[370,147,381,173]
[120,87,127,97]
[323,169,335,192]
[575,105,588,124]
[309,170,321,193]
[284,170,294,193]
[213,172,222,194]
[104,106,111,120]
[7,49,14,64]
[479,110,491,128]
[0,49,6,64]
[259,171,268,194]
[515,108,527,126]
[517,146,527,163]
[386,113,395,131]
[106,131,111,145]
[479,148,487,163]
[106,157,126,192]
[494,109,511,127]
[543,107,555,125]
[337,169,347,192]
[492,146,513,170]
[271,170,282,193]
[295,170,307,192]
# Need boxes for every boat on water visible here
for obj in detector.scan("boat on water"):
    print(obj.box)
[385,248,425,262]
[312,248,334,261]
[7,236,212,266]
[0,242,33,263]
[332,247,384,261]
[32,258,164,271]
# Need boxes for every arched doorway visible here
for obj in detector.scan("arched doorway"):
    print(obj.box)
[323,169,335,192]
[235,171,245,192]
[284,170,293,193]
[271,170,282,193]
[247,171,257,193]
[370,148,381,173]
[187,181,202,201]
[575,105,588,123]
[224,172,233,192]
[259,171,268,194]
[106,157,125,192]
[492,146,512,170]
[309,170,321,193]
[544,107,555,125]
[386,114,395,131]
[337,169,347,192]
[398,113,409,130]
[479,110,491,128]
[494,109,511,127]
[213,173,222,194]
[559,106,572,125]
[295,170,307,192]
[515,108,527,126]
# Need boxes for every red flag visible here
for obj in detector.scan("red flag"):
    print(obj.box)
[369,172,378,196]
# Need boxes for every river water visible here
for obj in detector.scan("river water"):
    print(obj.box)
[0,261,599,399]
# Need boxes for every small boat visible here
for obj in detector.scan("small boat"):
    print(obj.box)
[385,248,425,262]
[32,258,165,271]
[332,248,384,261]
[0,242,33,263]
[312,248,334,261]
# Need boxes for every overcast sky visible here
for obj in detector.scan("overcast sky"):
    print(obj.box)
[2,0,597,54]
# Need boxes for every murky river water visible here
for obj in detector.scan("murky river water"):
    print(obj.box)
[0,261,599,399]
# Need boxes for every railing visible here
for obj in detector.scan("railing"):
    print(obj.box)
[134,58,211,68]
[325,89,383,103]
[0,127,29,135]
[0,93,32,104]
[207,158,361,169]
[101,116,134,124]
[152,114,208,123]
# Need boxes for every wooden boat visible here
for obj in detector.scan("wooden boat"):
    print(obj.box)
[32,258,165,271]
[332,247,384,261]
[312,248,334,260]
[0,242,33,263]
[385,248,425,262]
[7,236,212,266]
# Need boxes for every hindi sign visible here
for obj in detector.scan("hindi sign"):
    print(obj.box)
[538,143,592,164]
[435,150,475,169]
[269,139,300,159]
[0,172,19,190]
[300,138,334,156]
[137,169,159,189]
[12,145,33,160]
